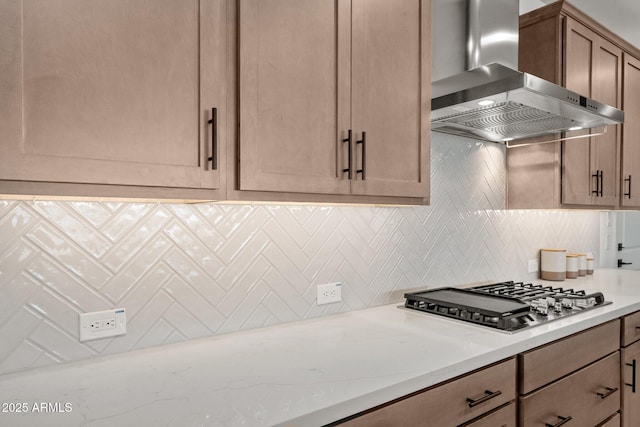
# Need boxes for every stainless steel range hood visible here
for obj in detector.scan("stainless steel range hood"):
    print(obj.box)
[431,0,624,143]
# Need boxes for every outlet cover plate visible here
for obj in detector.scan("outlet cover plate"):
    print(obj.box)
[317,282,342,305]
[79,308,126,342]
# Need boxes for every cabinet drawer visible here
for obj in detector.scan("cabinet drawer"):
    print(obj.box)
[462,402,516,427]
[520,352,620,427]
[519,320,620,394]
[622,310,640,347]
[340,358,516,426]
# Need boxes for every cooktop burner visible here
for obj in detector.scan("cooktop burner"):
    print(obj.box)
[404,281,610,332]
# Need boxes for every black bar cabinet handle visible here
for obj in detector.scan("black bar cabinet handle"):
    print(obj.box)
[466,389,501,408]
[626,359,637,393]
[625,175,632,199]
[545,415,572,427]
[207,108,218,170]
[356,131,366,180]
[596,386,618,399]
[592,171,599,195]
[342,130,352,179]
[599,170,604,197]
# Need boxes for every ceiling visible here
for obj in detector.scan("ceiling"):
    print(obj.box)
[521,0,640,48]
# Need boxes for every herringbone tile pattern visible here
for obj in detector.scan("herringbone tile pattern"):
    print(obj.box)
[0,134,600,374]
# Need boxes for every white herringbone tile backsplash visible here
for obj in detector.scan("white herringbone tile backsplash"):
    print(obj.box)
[0,134,600,374]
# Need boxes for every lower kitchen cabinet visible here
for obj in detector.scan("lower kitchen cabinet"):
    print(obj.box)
[621,310,640,427]
[518,321,621,426]
[336,358,516,426]
[520,352,620,426]
[336,321,627,426]
[622,340,640,427]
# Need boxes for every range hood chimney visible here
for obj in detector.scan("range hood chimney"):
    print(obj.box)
[431,0,624,144]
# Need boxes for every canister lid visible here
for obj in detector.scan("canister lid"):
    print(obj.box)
[541,248,567,252]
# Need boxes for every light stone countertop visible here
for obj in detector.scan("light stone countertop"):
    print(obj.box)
[1,269,640,427]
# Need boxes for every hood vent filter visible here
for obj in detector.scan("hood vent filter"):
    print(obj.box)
[434,101,580,142]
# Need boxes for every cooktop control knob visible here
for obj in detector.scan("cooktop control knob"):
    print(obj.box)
[554,301,563,313]
[561,298,574,309]
[531,298,549,315]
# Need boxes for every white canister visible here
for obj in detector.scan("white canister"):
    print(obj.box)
[566,254,579,279]
[587,257,594,274]
[577,253,587,276]
[540,248,566,281]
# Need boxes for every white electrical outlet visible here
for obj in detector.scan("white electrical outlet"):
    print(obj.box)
[528,259,539,274]
[79,309,126,342]
[317,282,342,305]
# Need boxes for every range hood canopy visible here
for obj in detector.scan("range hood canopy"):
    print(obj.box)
[431,0,624,143]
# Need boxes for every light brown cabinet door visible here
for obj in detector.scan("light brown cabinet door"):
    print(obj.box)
[562,17,621,207]
[350,0,430,198]
[238,0,429,200]
[621,54,640,207]
[622,340,640,427]
[591,36,622,206]
[562,18,595,205]
[0,0,225,191]
[238,0,352,195]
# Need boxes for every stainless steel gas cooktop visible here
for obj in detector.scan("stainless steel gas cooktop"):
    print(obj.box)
[404,281,611,333]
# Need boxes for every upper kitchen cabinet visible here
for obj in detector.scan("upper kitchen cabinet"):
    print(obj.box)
[562,17,622,207]
[508,1,631,209]
[0,0,226,200]
[621,53,640,208]
[236,0,430,203]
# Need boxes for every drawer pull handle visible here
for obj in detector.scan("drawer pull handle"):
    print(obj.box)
[545,415,572,427]
[596,386,618,399]
[466,389,501,408]
[627,359,637,393]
